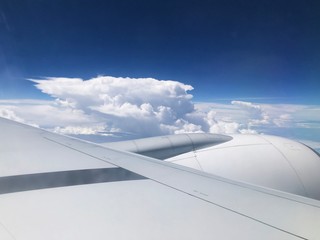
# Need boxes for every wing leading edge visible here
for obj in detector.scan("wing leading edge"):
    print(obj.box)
[0,117,319,240]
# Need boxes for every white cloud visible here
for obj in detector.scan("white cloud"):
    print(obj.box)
[30,76,194,116]
[0,76,319,149]
[231,100,270,126]
[27,76,198,138]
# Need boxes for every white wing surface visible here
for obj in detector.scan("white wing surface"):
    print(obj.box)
[0,117,319,240]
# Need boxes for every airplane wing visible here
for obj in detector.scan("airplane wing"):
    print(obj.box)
[0,117,319,240]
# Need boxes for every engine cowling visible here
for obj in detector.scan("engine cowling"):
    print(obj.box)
[166,134,320,200]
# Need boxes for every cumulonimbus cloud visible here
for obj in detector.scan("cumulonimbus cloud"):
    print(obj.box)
[29,76,199,137]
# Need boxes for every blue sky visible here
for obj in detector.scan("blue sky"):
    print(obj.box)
[1,0,320,103]
[0,1,319,151]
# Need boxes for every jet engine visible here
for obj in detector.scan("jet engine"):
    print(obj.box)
[103,133,320,200]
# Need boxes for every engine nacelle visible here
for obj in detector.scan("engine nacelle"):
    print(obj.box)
[103,133,320,200]
[166,134,320,200]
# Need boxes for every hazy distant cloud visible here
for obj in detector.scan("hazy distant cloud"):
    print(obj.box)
[0,107,25,123]
[231,100,269,127]
[0,105,39,127]
[196,101,320,144]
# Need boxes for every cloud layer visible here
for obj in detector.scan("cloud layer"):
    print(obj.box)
[0,76,319,150]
